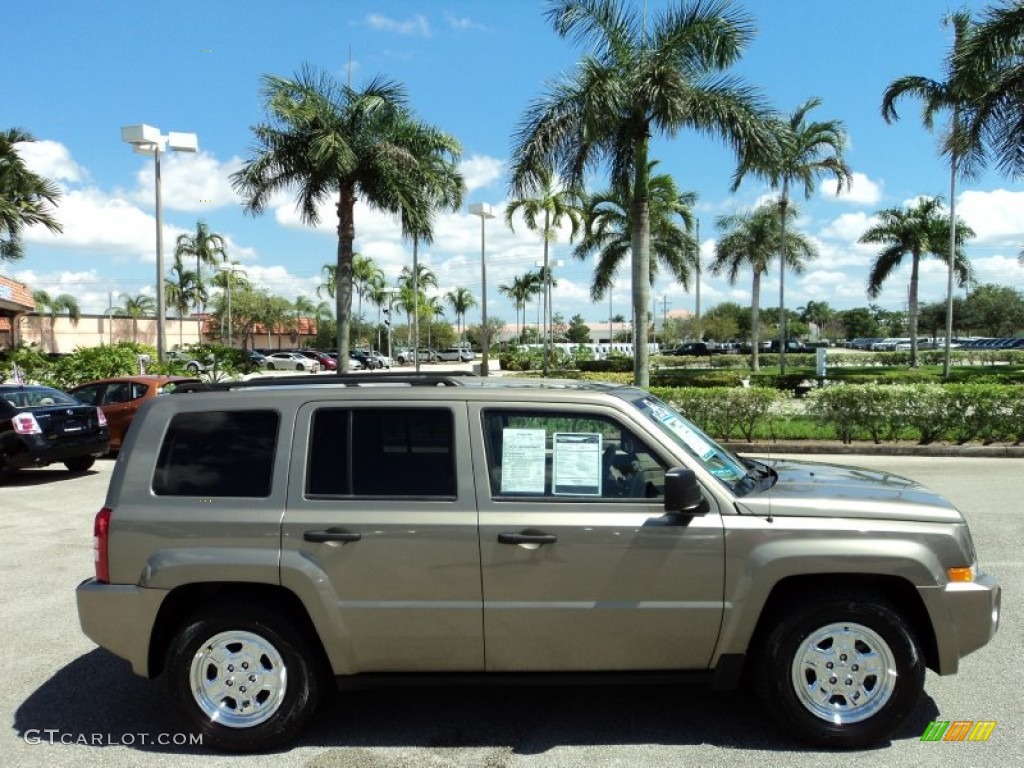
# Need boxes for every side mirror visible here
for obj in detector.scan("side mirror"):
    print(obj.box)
[664,467,709,516]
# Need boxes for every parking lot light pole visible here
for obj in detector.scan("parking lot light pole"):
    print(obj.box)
[469,203,495,376]
[121,124,198,363]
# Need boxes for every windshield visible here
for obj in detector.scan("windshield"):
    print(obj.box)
[630,394,760,494]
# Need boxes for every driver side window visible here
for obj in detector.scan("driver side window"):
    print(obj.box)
[483,410,666,500]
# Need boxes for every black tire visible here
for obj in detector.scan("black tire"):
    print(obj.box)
[266,363,276,370]
[187,363,201,373]
[64,456,96,473]
[295,363,304,371]
[753,594,924,748]
[165,604,322,752]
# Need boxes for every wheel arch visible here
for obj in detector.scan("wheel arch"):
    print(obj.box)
[148,582,331,681]
[747,574,939,674]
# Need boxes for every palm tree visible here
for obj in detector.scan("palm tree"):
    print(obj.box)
[0,129,63,261]
[953,2,1024,179]
[116,293,156,344]
[510,0,771,387]
[504,166,582,371]
[710,203,817,371]
[209,263,248,343]
[231,65,464,372]
[731,97,851,374]
[882,10,987,378]
[498,274,535,344]
[317,263,338,301]
[574,167,697,302]
[445,287,477,347]
[292,295,317,347]
[173,219,226,313]
[165,257,202,348]
[859,196,975,367]
[31,289,80,353]
[348,254,380,317]
[398,262,438,354]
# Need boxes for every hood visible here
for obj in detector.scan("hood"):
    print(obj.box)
[735,458,962,523]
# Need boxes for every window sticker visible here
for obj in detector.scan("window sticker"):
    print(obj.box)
[500,428,547,494]
[552,432,602,496]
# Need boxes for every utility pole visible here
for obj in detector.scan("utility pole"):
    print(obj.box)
[695,218,702,340]
[661,295,670,336]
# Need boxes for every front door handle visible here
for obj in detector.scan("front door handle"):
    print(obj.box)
[498,532,558,545]
[304,529,362,543]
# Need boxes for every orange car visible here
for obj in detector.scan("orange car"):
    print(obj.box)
[67,375,197,452]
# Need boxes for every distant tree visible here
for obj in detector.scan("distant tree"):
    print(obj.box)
[701,303,741,344]
[566,313,591,343]
[510,0,772,387]
[173,219,226,313]
[31,289,80,353]
[351,254,384,322]
[711,203,816,370]
[445,287,477,347]
[0,129,63,261]
[860,196,974,365]
[837,307,880,340]
[499,274,535,344]
[963,283,1024,336]
[232,65,463,371]
[115,293,156,344]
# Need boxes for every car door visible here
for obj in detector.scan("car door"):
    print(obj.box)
[280,400,484,674]
[470,402,725,672]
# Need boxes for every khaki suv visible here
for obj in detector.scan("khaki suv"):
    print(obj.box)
[76,374,1000,752]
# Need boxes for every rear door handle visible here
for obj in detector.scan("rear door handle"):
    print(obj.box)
[304,529,362,543]
[498,532,558,545]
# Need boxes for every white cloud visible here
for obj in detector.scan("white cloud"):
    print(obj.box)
[818,211,875,242]
[461,154,505,192]
[366,14,431,37]
[24,187,159,258]
[957,189,1024,245]
[132,151,244,212]
[15,139,85,184]
[825,172,882,205]
[446,13,487,32]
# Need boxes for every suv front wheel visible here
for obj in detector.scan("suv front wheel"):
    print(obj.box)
[754,594,924,748]
[165,604,322,752]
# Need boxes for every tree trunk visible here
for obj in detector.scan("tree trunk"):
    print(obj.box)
[909,253,920,367]
[751,271,762,372]
[335,184,357,373]
[631,138,652,388]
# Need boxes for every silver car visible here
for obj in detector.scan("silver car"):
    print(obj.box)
[76,376,1000,752]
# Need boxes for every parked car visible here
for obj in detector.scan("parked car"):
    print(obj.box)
[246,350,268,369]
[769,339,815,354]
[395,347,439,365]
[0,384,109,482]
[263,352,320,372]
[368,351,392,369]
[166,349,211,374]
[670,342,710,356]
[435,347,474,362]
[67,375,197,452]
[349,350,380,369]
[291,349,336,371]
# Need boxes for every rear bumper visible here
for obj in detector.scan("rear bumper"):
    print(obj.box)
[7,434,109,469]
[76,579,168,677]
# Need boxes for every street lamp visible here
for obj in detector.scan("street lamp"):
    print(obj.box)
[121,124,198,363]
[469,202,495,376]
[218,264,243,347]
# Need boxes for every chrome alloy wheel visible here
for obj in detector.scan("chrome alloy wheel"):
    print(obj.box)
[189,630,288,728]
[791,621,897,724]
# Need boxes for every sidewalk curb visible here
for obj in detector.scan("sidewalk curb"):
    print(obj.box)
[722,441,1024,458]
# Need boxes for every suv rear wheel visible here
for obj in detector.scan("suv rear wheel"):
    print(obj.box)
[165,604,321,752]
[754,595,924,748]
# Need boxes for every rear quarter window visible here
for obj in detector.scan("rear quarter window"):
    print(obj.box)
[153,410,279,497]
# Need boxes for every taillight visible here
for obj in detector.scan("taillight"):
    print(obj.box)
[12,412,42,435]
[95,407,108,427]
[94,507,111,583]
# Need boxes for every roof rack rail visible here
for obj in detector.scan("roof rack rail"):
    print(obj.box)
[172,371,479,394]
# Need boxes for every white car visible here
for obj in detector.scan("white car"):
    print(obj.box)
[263,352,320,372]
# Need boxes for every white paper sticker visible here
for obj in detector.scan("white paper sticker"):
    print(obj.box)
[500,428,547,494]
[552,432,602,496]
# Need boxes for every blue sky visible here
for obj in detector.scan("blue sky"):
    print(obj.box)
[5,0,1023,331]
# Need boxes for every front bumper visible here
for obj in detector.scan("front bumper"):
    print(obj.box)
[76,579,168,677]
[920,571,1001,675]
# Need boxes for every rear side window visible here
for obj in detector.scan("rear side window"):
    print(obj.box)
[307,408,455,498]
[154,410,279,497]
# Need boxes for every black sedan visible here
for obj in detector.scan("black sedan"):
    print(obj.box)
[0,384,110,483]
